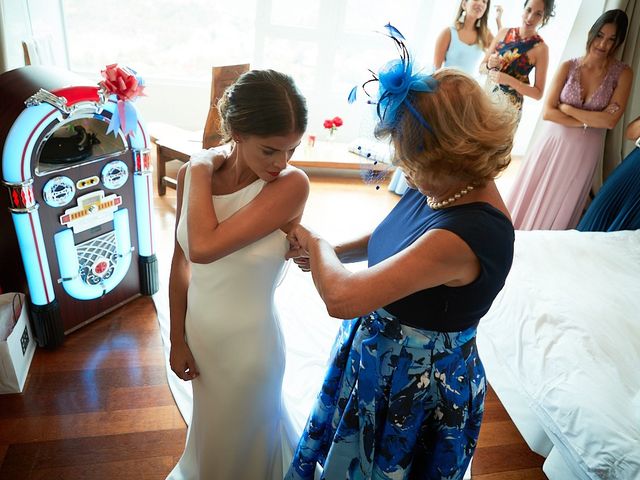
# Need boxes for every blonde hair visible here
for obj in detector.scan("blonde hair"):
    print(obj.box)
[377,69,518,187]
[454,0,492,49]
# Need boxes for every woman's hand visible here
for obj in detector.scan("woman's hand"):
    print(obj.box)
[487,52,503,70]
[288,252,311,272]
[495,5,504,29]
[627,117,640,143]
[558,103,572,115]
[285,224,318,272]
[170,339,199,381]
[488,70,513,86]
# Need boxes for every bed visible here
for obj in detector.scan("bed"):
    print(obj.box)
[476,229,640,480]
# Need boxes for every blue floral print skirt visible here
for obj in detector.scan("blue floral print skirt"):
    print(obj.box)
[285,309,486,480]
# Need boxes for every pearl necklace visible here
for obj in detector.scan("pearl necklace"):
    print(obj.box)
[427,184,475,210]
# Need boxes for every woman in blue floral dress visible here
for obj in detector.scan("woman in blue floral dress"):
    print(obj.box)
[284,25,518,480]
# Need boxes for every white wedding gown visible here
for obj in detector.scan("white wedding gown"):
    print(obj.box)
[167,167,290,479]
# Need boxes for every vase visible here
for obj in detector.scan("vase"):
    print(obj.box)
[325,131,337,142]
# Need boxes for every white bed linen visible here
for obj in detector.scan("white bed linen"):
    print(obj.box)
[477,230,640,480]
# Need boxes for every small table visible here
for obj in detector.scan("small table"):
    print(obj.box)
[149,123,203,196]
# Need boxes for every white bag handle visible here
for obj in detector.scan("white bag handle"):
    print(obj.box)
[11,294,23,326]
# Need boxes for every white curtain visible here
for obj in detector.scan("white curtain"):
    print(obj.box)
[0,0,67,74]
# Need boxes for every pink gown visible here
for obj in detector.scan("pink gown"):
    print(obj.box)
[507,58,627,230]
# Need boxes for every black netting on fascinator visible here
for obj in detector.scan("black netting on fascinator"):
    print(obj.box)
[347,24,438,186]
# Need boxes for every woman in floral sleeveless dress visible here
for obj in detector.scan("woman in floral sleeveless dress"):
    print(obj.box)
[507,9,633,230]
[481,0,554,116]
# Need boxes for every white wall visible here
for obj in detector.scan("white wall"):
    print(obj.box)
[137,80,210,132]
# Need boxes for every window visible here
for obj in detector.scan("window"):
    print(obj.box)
[63,0,585,154]
[63,0,257,82]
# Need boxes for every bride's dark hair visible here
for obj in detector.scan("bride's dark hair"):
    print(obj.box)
[217,69,308,143]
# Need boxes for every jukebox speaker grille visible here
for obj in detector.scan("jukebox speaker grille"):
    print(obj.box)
[76,231,118,285]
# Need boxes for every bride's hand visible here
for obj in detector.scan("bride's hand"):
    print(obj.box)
[189,147,228,172]
[170,340,199,381]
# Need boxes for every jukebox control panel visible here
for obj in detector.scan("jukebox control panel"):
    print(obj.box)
[42,154,140,300]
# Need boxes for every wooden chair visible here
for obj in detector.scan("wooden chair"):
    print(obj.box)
[153,64,250,195]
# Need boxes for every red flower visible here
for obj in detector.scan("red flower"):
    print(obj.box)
[332,116,343,127]
[323,119,334,129]
[100,63,145,101]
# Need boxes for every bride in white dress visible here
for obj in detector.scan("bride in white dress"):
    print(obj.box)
[166,69,309,480]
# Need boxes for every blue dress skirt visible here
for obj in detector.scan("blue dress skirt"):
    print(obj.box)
[578,148,640,231]
[285,309,486,480]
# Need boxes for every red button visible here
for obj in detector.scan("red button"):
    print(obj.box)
[94,260,108,275]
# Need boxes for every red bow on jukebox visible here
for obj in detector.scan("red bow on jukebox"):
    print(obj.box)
[99,64,145,137]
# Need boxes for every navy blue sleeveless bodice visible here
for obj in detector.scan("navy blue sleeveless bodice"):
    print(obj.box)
[368,187,515,332]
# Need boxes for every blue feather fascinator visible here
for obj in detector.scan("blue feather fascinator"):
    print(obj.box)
[348,23,437,134]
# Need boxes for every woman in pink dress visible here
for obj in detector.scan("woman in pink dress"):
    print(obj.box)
[507,9,633,230]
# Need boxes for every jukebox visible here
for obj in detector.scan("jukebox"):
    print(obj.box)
[0,66,158,348]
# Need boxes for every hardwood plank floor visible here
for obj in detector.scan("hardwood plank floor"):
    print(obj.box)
[0,296,186,479]
[0,163,545,479]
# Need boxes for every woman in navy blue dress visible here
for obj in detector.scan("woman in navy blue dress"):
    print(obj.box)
[284,25,518,480]
[578,115,640,231]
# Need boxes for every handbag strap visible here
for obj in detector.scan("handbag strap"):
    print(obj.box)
[11,294,23,323]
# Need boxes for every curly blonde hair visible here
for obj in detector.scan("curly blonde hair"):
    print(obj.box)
[376,69,518,187]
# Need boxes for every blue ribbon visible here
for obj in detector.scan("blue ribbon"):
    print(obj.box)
[106,98,139,137]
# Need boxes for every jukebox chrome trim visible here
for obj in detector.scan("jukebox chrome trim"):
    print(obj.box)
[25,89,71,113]
[25,88,109,117]
[7,208,56,306]
[132,148,152,175]
[2,178,38,212]
[34,112,129,177]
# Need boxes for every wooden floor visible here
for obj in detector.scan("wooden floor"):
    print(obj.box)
[0,167,545,479]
